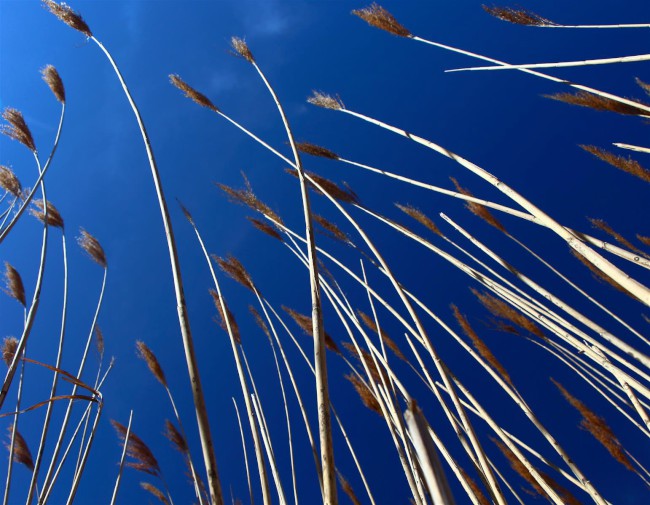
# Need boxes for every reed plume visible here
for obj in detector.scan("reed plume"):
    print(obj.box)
[472,289,546,340]
[136,340,167,387]
[282,306,341,355]
[395,204,443,237]
[230,37,255,63]
[30,200,64,229]
[637,235,650,248]
[215,255,256,292]
[1,108,36,153]
[169,75,219,112]
[314,215,350,244]
[307,91,345,110]
[450,177,506,233]
[295,141,339,160]
[482,6,555,26]
[351,4,412,37]
[336,471,361,505]
[247,217,283,241]
[1,338,18,367]
[77,228,107,268]
[581,145,650,183]
[588,218,646,257]
[357,310,406,361]
[164,419,189,455]
[140,482,170,505]
[5,428,33,471]
[210,290,241,345]
[41,64,66,103]
[95,325,105,357]
[345,374,382,415]
[111,420,161,476]
[545,90,650,116]
[0,166,22,199]
[342,342,382,383]
[637,78,650,96]
[3,262,25,307]
[42,0,92,36]
[216,180,284,224]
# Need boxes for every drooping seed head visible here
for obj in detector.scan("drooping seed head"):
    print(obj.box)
[2,337,18,367]
[345,373,382,415]
[352,4,411,37]
[545,90,650,116]
[216,181,284,224]
[307,91,345,110]
[282,306,341,355]
[395,203,443,237]
[77,228,107,268]
[6,427,34,471]
[136,341,167,387]
[249,305,271,339]
[247,217,284,242]
[581,145,650,184]
[314,215,350,244]
[41,65,66,103]
[215,255,256,292]
[94,325,105,357]
[3,262,26,307]
[30,200,65,229]
[588,218,646,258]
[111,420,161,476]
[357,310,406,361]
[337,470,362,505]
[295,142,339,160]
[342,342,382,383]
[1,108,36,152]
[176,199,195,224]
[0,166,22,198]
[636,78,650,97]
[450,177,506,233]
[164,419,188,454]
[42,0,92,37]
[230,37,255,63]
[210,290,241,345]
[472,288,546,340]
[140,483,169,505]
[482,5,556,26]
[169,74,219,112]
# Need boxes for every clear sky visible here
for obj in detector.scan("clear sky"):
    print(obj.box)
[1,1,649,504]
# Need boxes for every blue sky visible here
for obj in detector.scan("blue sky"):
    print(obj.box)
[1,1,649,503]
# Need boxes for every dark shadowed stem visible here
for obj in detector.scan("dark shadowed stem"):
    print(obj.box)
[232,399,254,505]
[3,345,26,505]
[109,410,133,505]
[89,36,222,505]
[251,59,336,505]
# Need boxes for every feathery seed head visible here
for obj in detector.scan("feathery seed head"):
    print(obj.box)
[230,37,255,63]
[314,214,350,244]
[0,166,22,198]
[352,4,411,37]
[396,203,443,237]
[210,290,241,345]
[164,419,188,454]
[140,483,169,505]
[345,373,382,415]
[215,255,256,292]
[283,306,341,355]
[247,217,284,242]
[581,145,650,184]
[169,74,219,112]
[1,108,36,152]
[450,177,506,233]
[217,180,284,224]
[42,0,92,36]
[177,199,194,224]
[4,262,26,307]
[636,78,650,97]
[6,428,34,471]
[94,325,104,356]
[545,91,650,116]
[77,228,107,268]
[2,337,18,367]
[111,420,161,476]
[136,341,167,387]
[249,305,271,339]
[472,289,546,340]
[357,310,406,361]
[41,65,66,103]
[308,91,345,110]
[482,5,555,26]
[30,200,64,229]
[295,142,339,160]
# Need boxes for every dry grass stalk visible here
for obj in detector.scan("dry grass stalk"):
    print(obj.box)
[95,325,105,357]
[247,217,283,241]
[637,78,650,96]
[3,262,26,307]
[352,3,412,37]
[552,379,634,472]
[451,305,513,386]
[357,310,406,361]
[1,108,36,152]
[41,65,65,103]
[296,141,339,160]
[345,374,382,415]
[42,0,92,36]
[140,482,169,505]
[395,203,443,237]
[136,341,167,387]
[215,255,256,292]
[216,181,284,224]
[581,145,650,183]
[30,200,64,229]
[210,290,241,345]
[472,289,545,340]
[450,177,506,233]
[458,466,490,505]
[589,218,646,257]
[307,91,345,110]
[111,420,161,476]
[314,214,350,244]
[249,305,271,339]
[230,37,254,63]
[5,427,34,471]
[164,419,189,455]
[77,228,107,268]
[0,166,22,198]
[1,338,18,367]
[570,249,634,298]
[545,91,650,116]
[169,75,219,112]
[282,306,340,354]
[342,342,382,383]
[482,6,556,26]
[336,470,361,505]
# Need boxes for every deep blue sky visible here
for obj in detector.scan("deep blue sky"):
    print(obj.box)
[1,1,649,503]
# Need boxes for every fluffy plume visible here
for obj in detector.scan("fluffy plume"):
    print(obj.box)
[1,108,36,152]
[345,373,382,415]
[314,214,350,244]
[3,262,26,307]
[545,91,649,116]
[215,255,256,292]
[637,78,650,97]
[286,169,360,204]
[77,228,107,268]
[216,179,284,225]
[30,200,64,229]
[352,3,411,37]
[588,218,647,257]
[169,75,219,112]
[337,470,362,505]
[42,0,92,36]
[482,5,555,26]
[358,310,406,361]
[140,482,169,504]
[295,142,339,160]
[94,325,105,357]
[395,203,443,237]
[2,337,18,367]
[472,289,546,340]
[112,420,161,476]
[637,234,650,248]
[450,177,506,233]
[552,379,634,472]
[230,37,254,63]
[249,305,271,339]
[307,91,345,110]
[0,166,22,198]
[164,419,188,454]
[282,306,341,355]
[41,65,65,103]
[342,342,382,383]
[458,466,490,505]
[452,305,513,386]
[6,428,34,471]
[581,145,650,184]
[247,217,283,242]
[210,290,241,345]
[136,341,167,387]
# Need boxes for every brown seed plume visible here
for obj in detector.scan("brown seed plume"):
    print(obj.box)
[216,180,284,224]
[30,200,64,229]
[0,166,22,198]
[169,74,219,112]
[472,289,546,340]
[337,470,362,505]
[345,373,382,415]
[282,306,341,355]
[230,37,255,63]
[210,290,241,345]
[314,214,350,244]
[42,0,92,36]
[164,419,188,454]
[637,78,650,97]
[358,310,406,361]
[286,168,360,204]
[352,3,411,37]
[6,427,34,471]
[452,305,513,386]
[215,255,256,292]
[482,5,555,26]
[94,325,105,357]
[247,217,284,242]
[136,341,167,387]
[3,262,26,307]
[140,482,169,505]
[588,218,647,257]
[307,91,345,110]
[395,203,443,237]
[249,305,271,339]
[1,108,36,152]
[552,379,634,472]
[2,337,18,367]
[458,466,490,505]
[295,141,339,160]
[570,249,636,299]
[41,65,65,103]
[112,420,161,476]
[637,234,650,248]
[77,228,107,268]
[581,145,650,183]
[342,342,383,383]
[545,91,650,116]
[450,177,506,233]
